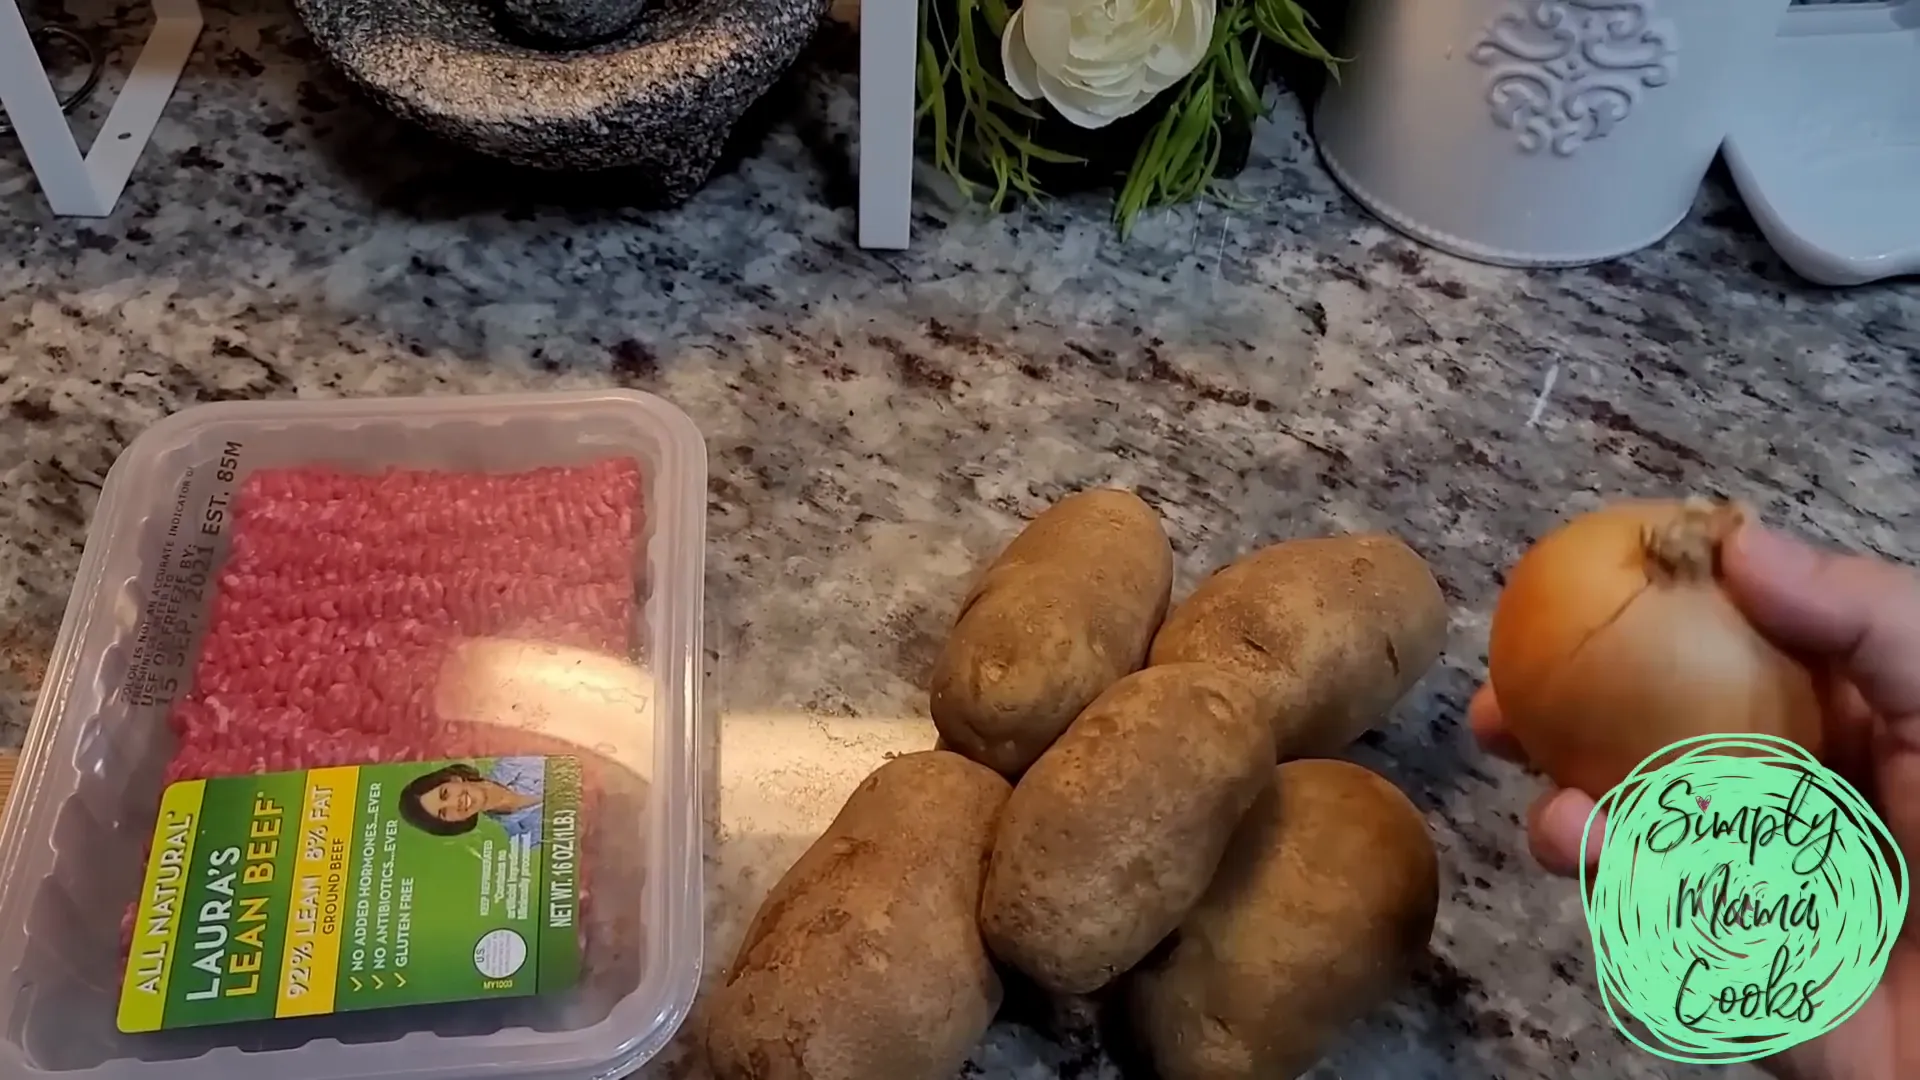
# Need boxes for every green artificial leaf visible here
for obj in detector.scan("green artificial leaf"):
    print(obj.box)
[1252,0,1345,70]
[1000,130,1086,166]
[1222,36,1265,121]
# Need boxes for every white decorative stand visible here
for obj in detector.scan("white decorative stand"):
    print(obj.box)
[856,0,915,249]
[1725,0,1920,285]
[0,0,202,217]
[1313,0,1792,267]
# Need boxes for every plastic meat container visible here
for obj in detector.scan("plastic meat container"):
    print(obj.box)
[0,391,708,1080]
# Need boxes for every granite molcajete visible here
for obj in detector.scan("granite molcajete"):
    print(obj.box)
[493,0,648,48]
[294,0,831,197]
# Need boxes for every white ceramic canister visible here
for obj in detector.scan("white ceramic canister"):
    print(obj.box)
[1314,0,1793,267]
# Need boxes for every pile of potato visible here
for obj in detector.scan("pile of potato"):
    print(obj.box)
[706,490,1449,1080]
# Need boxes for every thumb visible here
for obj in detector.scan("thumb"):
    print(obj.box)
[1721,523,1920,722]
[1724,523,1920,896]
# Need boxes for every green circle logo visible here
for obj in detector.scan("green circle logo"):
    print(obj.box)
[1581,733,1909,1064]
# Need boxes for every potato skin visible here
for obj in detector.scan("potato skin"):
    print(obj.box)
[979,664,1272,994]
[931,489,1174,775]
[705,751,1011,1080]
[1149,534,1447,758]
[1127,759,1439,1080]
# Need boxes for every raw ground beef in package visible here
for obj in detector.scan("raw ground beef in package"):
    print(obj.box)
[126,459,645,941]
[0,393,704,1080]
[165,459,643,782]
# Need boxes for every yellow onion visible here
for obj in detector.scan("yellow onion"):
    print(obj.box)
[1488,498,1823,798]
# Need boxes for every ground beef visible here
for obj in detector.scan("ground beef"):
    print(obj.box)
[123,459,644,954]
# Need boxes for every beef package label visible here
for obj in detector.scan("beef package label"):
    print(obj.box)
[118,755,585,1032]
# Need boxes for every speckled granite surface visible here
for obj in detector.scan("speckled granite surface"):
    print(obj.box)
[2,2,1917,1078]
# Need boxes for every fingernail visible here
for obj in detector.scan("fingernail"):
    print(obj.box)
[1544,789,1601,854]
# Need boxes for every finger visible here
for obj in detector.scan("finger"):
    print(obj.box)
[1815,671,1879,795]
[1724,526,1920,869]
[1757,1045,1821,1080]
[1873,726,1920,935]
[1526,788,1605,877]
[1469,685,1528,764]
[1722,523,1920,722]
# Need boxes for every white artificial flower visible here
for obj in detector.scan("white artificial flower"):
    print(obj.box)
[1001,0,1216,130]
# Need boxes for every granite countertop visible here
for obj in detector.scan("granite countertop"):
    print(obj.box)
[2,3,1916,1078]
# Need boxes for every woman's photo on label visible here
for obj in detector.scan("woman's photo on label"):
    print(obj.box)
[397,758,546,843]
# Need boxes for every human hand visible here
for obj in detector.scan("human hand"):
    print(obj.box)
[1471,522,1920,1080]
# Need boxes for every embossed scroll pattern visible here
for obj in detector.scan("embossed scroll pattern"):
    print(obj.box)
[1469,0,1679,157]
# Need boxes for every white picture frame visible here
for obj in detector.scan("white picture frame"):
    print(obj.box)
[856,0,915,249]
[0,0,202,217]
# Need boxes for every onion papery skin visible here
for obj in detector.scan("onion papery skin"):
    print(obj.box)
[1488,500,1824,799]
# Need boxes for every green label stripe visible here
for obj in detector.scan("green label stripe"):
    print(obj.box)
[163,769,307,1029]
[1582,734,1910,1065]
[118,779,207,1033]
[539,756,584,994]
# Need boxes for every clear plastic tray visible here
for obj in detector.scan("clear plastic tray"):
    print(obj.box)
[0,391,708,1080]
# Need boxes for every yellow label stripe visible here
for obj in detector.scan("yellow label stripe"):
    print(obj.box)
[118,779,207,1034]
[275,766,358,1018]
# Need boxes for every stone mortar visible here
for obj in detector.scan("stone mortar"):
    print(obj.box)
[295,0,831,201]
